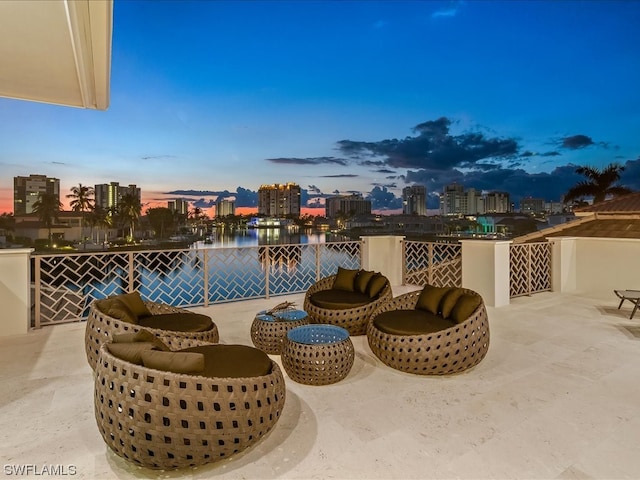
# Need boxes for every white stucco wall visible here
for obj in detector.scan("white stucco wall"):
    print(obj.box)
[0,248,32,336]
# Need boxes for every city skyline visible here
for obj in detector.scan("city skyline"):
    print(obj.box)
[1,1,640,215]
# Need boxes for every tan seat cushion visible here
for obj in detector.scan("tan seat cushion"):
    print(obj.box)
[180,344,273,378]
[332,267,360,291]
[140,350,205,374]
[416,285,452,315]
[309,289,372,310]
[373,310,456,335]
[106,342,159,365]
[137,313,213,332]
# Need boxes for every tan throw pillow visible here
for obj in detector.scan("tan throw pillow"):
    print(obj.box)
[450,294,483,324]
[440,288,465,319]
[332,267,359,292]
[140,350,205,374]
[354,270,376,294]
[366,274,388,299]
[415,286,452,315]
[106,342,157,365]
[107,299,137,324]
[116,292,152,319]
[112,329,170,351]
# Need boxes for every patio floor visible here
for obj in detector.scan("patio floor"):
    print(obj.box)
[2,286,640,479]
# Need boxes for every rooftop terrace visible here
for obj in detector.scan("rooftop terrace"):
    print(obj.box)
[2,287,640,479]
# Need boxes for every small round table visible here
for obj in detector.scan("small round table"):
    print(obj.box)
[281,324,354,385]
[250,309,309,354]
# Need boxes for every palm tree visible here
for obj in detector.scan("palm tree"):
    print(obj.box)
[32,193,63,247]
[563,163,632,204]
[118,193,141,243]
[66,183,94,245]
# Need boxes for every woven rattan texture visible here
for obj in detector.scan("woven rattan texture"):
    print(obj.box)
[366,288,490,375]
[250,314,310,355]
[94,343,286,470]
[85,300,219,369]
[281,326,354,385]
[303,274,393,336]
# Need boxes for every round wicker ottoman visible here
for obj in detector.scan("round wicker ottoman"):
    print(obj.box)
[281,324,354,385]
[251,309,309,354]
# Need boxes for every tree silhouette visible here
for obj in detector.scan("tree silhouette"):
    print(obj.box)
[563,163,632,204]
[118,193,141,243]
[32,193,62,246]
[66,183,95,246]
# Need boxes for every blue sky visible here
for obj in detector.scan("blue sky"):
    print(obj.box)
[2,0,640,213]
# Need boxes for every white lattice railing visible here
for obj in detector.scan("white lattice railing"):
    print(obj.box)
[510,242,552,298]
[403,241,462,287]
[31,241,361,328]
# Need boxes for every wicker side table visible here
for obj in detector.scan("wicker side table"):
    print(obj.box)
[251,309,309,354]
[281,324,354,385]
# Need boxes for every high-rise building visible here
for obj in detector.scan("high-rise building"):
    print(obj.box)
[440,184,489,215]
[325,194,372,218]
[13,174,60,215]
[216,198,235,217]
[485,191,511,213]
[168,198,190,215]
[258,183,301,217]
[402,185,427,216]
[94,182,141,211]
[520,197,545,215]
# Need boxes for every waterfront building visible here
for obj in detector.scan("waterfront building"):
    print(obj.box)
[485,191,511,213]
[94,182,141,211]
[521,197,545,215]
[402,185,427,216]
[325,194,372,219]
[168,198,189,215]
[258,183,301,217]
[216,198,235,217]
[440,184,485,215]
[13,174,60,215]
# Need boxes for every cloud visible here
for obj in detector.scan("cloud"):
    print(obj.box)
[266,156,348,166]
[374,168,396,174]
[560,134,594,149]
[307,184,322,195]
[541,151,561,157]
[338,116,519,171]
[319,174,359,178]
[141,154,177,160]
[431,1,464,18]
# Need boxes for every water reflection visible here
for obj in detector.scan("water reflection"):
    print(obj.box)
[192,227,332,249]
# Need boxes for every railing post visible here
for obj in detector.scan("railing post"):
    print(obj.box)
[401,239,406,285]
[315,244,321,281]
[360,235,405,286]
[460,240,512,307]
[128,251,135,293]
[0,248,33,336]
[527,244,532,296]
[428,243,434,285]
[265,246,270,299]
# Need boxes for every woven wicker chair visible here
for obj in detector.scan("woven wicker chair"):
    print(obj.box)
[85,300,219,369]
[303,274,393,336]
[94,342,286,470]
[366,288,490,375]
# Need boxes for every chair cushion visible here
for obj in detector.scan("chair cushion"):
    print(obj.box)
[309,289,372,310]
[181,344,273,378]
[115,292,151,319]
[373,310,456,335]
[106,342,159,365]
[450,294,483,324]
[366,274,388,299]
[140,350,205,374]
[112,329,170,351]
[137,313,214,333]
[332,267,360,292]
[416,286,452,315]
[440,288,465,319]
[354,270,376,294]
[105,299,138,325]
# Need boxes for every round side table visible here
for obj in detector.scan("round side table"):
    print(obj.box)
[281,324,354,385]
[250,309,309,355]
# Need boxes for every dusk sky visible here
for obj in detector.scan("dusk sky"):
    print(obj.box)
[1,0,640,214]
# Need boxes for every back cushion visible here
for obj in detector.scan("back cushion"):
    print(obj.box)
[440,288,465,319]
[116,292,152,319]
[106,299,138,324]
[112,329,170,351]
[416,286,452,315]
[450,294,483,324]
[332,267,360,291]
[354,270,376,294]
[366,274,388,299]
[106,342,158,365]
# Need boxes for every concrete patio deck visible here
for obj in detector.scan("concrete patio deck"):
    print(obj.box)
[2,286,640,479]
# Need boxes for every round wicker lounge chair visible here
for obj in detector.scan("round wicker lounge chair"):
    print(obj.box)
[366,287,490,375]
[85,298,219,369]
[94,342,286,470]
[303,273,393,336]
